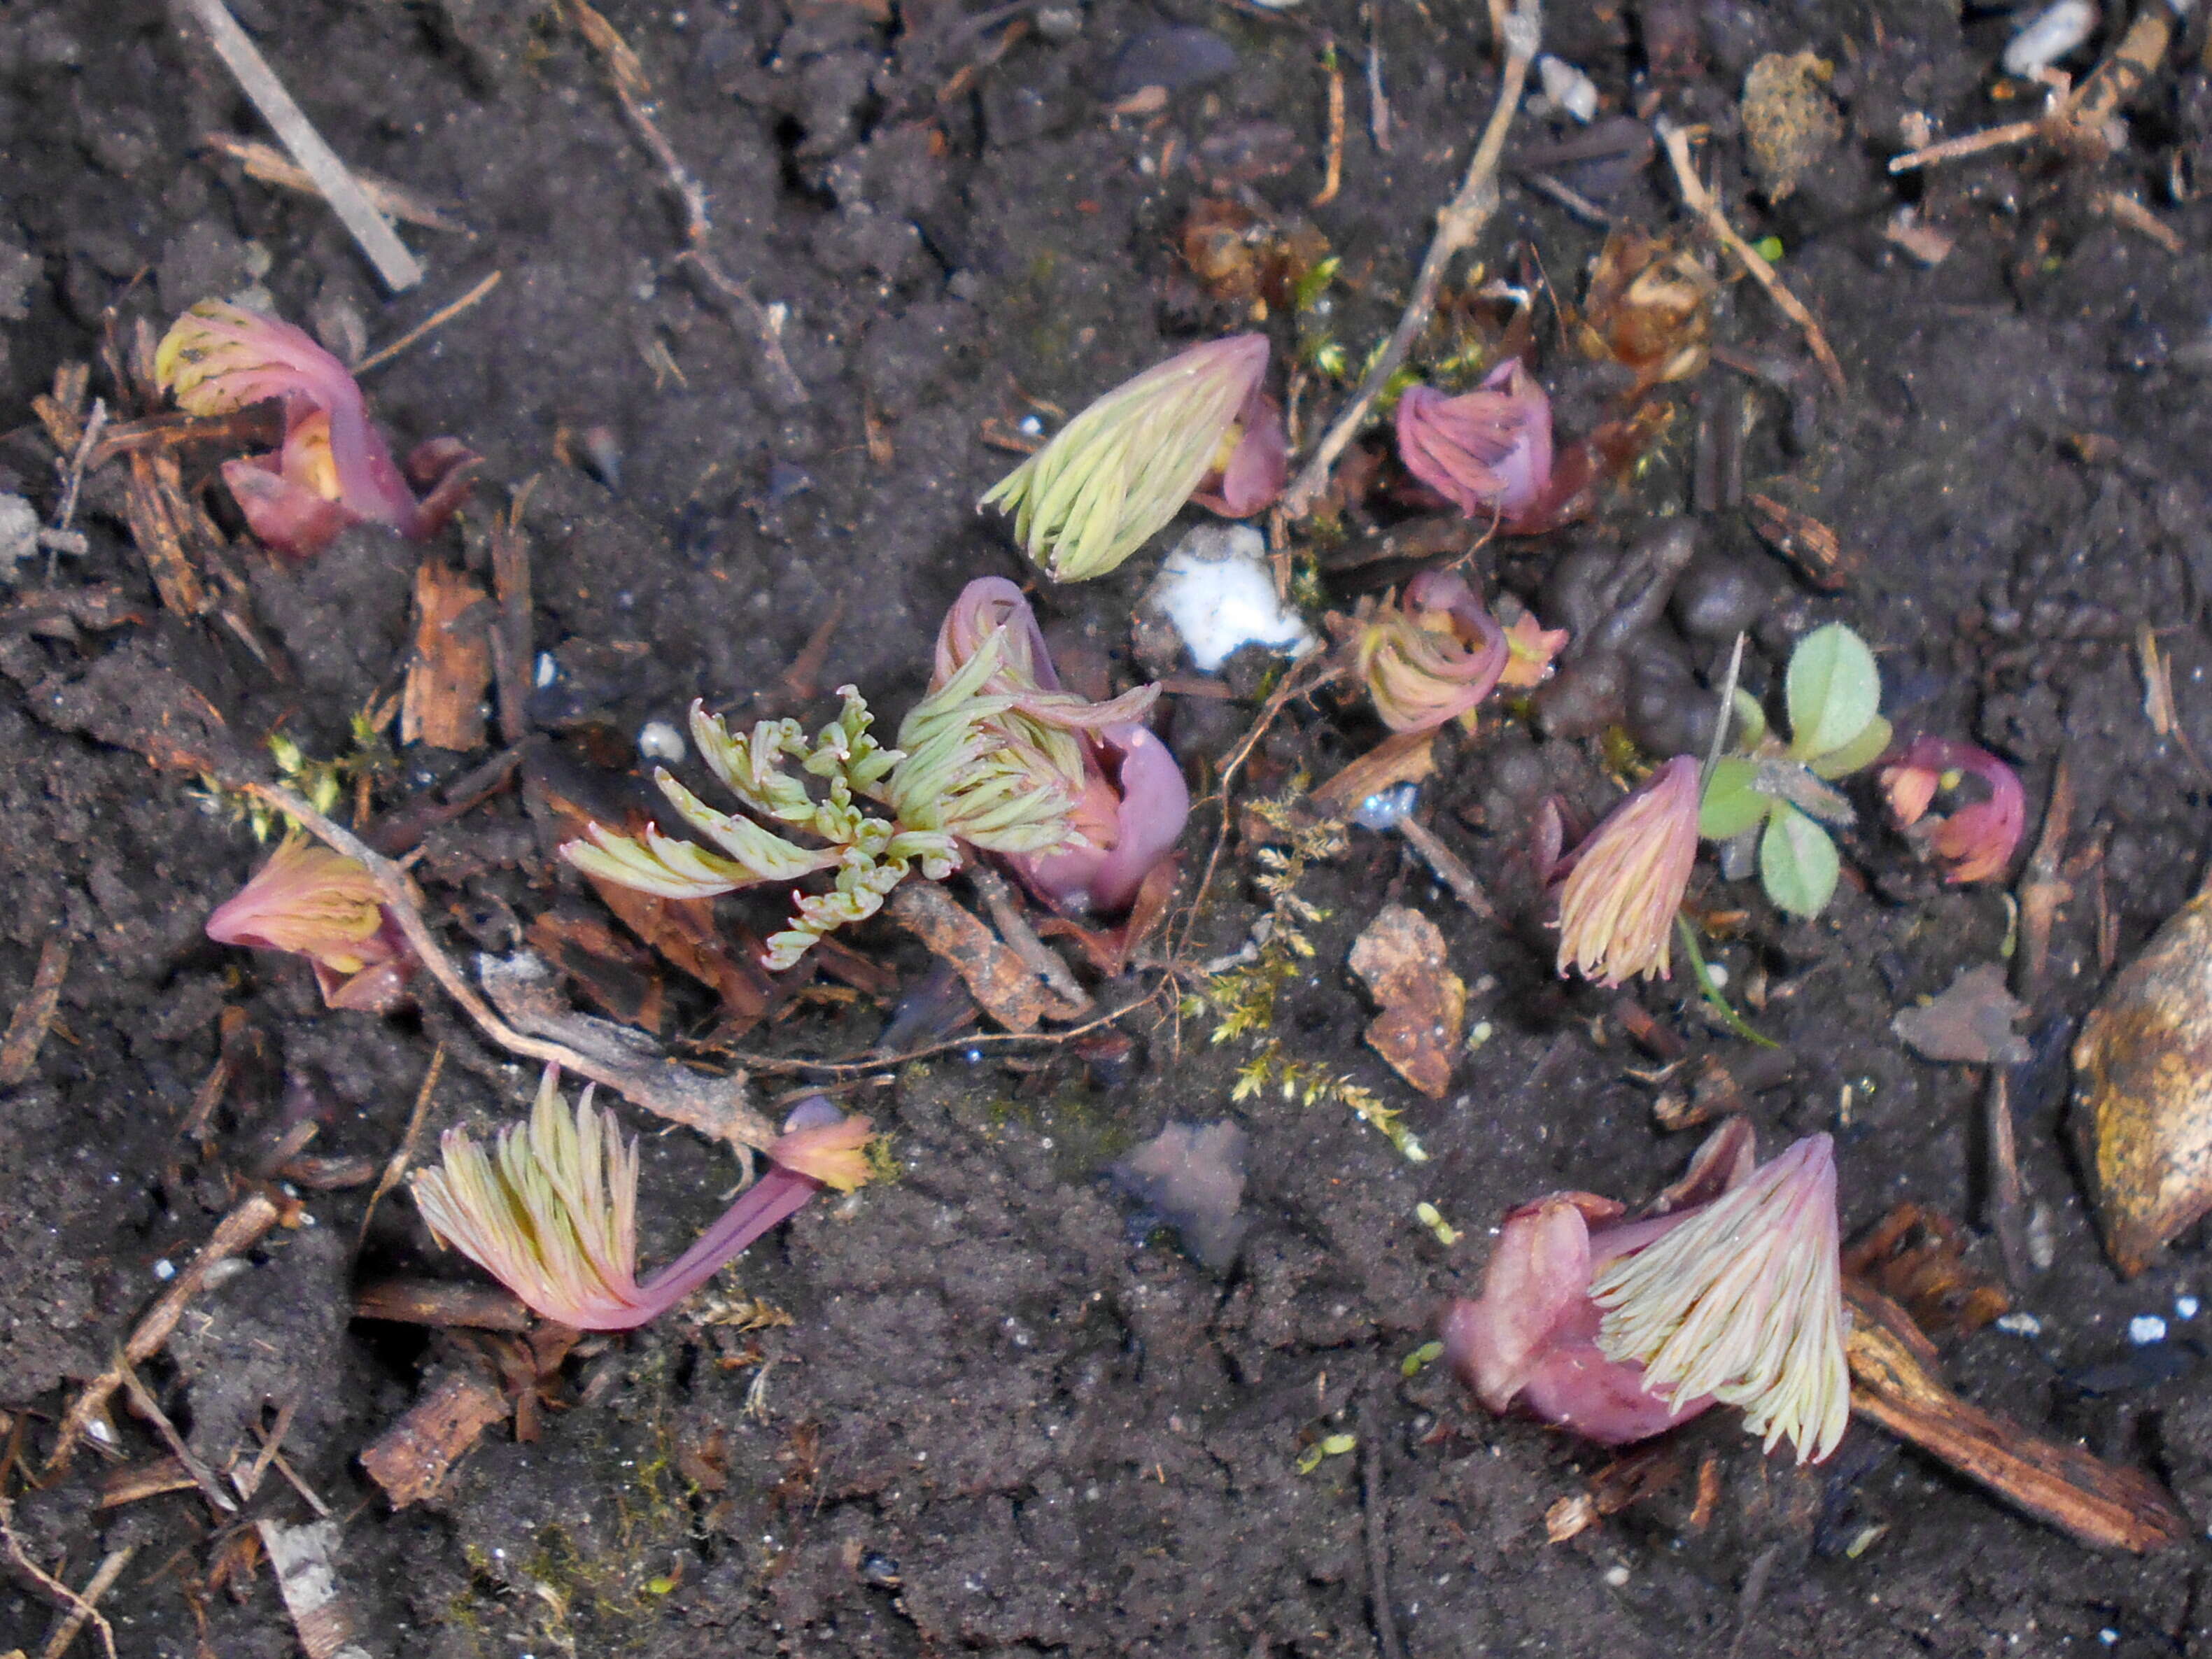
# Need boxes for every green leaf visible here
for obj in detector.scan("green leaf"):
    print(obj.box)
[1808,714,1893,780]
[1727,687,1768,751]
[1699,757,1770,841]
[1784,623,1881,763]
[1760,804,1841,919]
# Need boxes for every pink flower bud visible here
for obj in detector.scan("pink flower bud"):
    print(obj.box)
[1551,756,1701,985]
[1879,737,2024,885]
[155,300,477,558]
[1394,360,1554,520]
[1347,570,1510,734]
[206,834,415,1011]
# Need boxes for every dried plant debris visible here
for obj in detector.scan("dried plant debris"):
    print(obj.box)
[1348,903,1466,1098]
[2073,882,2212,1276]
[1740,51,1841,202]
[1843,1205,2008,1341]
[1111,1120,1250,1272]
[1893,963,2029,1066]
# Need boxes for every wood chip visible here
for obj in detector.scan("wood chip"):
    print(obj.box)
[359,1368,511,1508]
[400,560,493,751]
[1845,1280,2188,1551]
[1745,492,1857,591]
[1311,730,1437,817]
[1347,904,1465,1098]
[257,1518,376,1658]
[354,1280,533,1332]
[122,451,213,618]
[887,882,1063,1032]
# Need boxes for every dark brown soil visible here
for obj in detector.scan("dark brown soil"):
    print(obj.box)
[2,0,2212,1654]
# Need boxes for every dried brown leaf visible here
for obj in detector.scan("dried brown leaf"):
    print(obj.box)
[1347,903,1465,1098]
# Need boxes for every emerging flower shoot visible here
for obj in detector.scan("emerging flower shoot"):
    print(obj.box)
[155,299,477,558]
[1393,360,1554,522]
[1347,570,1510,734]
[1880,736,2024,884]
[206,833,414,1012]
[1591,1134,1850,1464]
[980,334,1283,581]
[929,578,1188,913]
[409,1073,872,1331]
[1444,1120,1850,1464]
[1553,755,1700,986]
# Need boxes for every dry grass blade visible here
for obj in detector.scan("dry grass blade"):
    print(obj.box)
[354,271,504,375]
[199,132,470,235]
[113,1355,235,1516]
[31,1541,129,1659]
[122,452,213,619]
[178,0,422,291]
[0,938,70,1087]
[359,1045,444,1249]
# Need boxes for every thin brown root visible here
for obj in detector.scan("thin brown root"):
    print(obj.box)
[355,271,504,374]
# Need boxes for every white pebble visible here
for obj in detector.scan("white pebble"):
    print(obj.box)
[1143,524,1316,672]
[1994,1311,2043,1337]
[2129,1313,2168,1345]
[2178,1294,2201,1320]
[1536,55,1600,123]
[1703,962,1729,990]
[637,719,686,763]
[151,1258,176,1282]
[1602,1565,1630,1588]
[2001,0,2097,79]
[533,651,561,689]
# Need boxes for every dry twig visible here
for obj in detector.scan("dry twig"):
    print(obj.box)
[1657,120,1845,396]
[967,864,1093,1015]
[567,0,807,408]
[30,1540,129,1659]
[1312,40,1346,209]
[247,781,777,1151]
[1395,816,1496,922]
[353,270,504,374]
[178,0,422,291]
[1280,2,1541,516]
[50,1193,281,1469]
[359,1044,444,1248]
[113,1356,235,1516]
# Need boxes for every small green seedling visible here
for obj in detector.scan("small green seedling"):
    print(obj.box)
[1698,623,1889,919]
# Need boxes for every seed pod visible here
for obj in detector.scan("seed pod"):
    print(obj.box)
[2074,884,2212,1278]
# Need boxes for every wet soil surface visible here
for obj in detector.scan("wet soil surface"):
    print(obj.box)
[3,0,2212,1653]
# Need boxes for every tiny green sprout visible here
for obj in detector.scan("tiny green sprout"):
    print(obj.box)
[1700,623,1889,920]
[1297,1432,1358,1473]
[1416,1201,1460,1246]
[1401,1339,1445,1378]
[1752,235,1786,263]
[1292,255,1341,315]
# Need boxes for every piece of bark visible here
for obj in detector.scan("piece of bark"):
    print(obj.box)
[258,1517,376,1658]
[1312,730,1437,817]
[1843,1204,2008,1341]
[527,908,665,1034]
[1347,904,1465,1099]
[887,882,1079,1031]
[354,1279,533,1332]
[400,560,492,752]
[1745,493,1858,591]
[122,450,212,617]
[1845,1280,2188,1552]
[359,1369,510,1508]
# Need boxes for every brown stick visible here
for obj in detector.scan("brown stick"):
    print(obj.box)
[49,1193,281,1468]
[1311,39,1346,209]
[31,1542,130,1659]
[359,1044,444,1249]
[1280,2,1540,516]
[1658,120,1846,397]
[354,270,504,374]
[113,1356,235,1516]
[246,781,777,1150]
[1395,816,1497,922]
[967,864,1093,1015]
[199,132,470,235]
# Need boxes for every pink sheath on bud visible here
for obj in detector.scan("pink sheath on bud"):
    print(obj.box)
[1395,360,1554,519]
[1008,721,1191,915]
[1880,736,2024,885]
[1193,389,1287,517]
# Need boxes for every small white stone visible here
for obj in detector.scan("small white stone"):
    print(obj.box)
[2129,1313,2168,1345]
[1994,1311,2043,1336]
[1536,55,1600,122]
[2176,1294,2199,1320]
[533,651,560,689]
[637,719,686,763]
[1602,1565,1630,1588]
[151,1258,176,1281]
[1703,963,1729,990]
[2001,0,2097,78]
[1143,524,1316,672]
